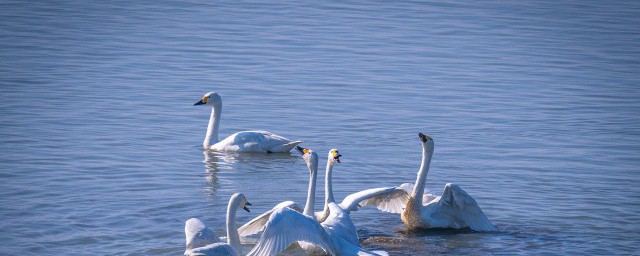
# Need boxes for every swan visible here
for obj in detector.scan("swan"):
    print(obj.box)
[237,146,315,238]
[239,146,330,254]
[246,149,389,256]
[194,92,301,152]
[355,133,496,231]
[184,193,252,256]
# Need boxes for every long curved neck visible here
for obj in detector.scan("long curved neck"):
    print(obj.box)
[303,165,318,217]
[412,142,433,199]
[323,159,335,213]
[203,104,221,148]
[226,197,241,254]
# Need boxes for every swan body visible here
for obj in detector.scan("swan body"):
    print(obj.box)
[184,193,252,256]
[194,92,301,152]
[355,133,496,231]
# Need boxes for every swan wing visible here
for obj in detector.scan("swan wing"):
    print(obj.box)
[330,235,388,256]
[400,183,440,205]
[439,183,496,231]
[237,201,302,237]
[213,131,301,152]
[185,218,221,251]
[339,187,410,214]
[247,207,338,256]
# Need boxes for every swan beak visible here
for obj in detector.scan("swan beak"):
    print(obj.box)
[418,132,432,143]
[193,99,205,105]
[243,206,251,212]
[334,154,342,163]
[296,146,310,155]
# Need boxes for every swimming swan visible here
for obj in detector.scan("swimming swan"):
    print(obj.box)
[194,92,301,152]
[356,133,496,231]
[246,149,388,256]
[184,193,252,256]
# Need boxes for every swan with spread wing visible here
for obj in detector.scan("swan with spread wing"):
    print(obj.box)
[355,133,496,231]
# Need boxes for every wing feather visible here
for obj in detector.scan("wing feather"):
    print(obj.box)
[238,201,302,237]
[441,183,496,231]
[247,208,337,256]
[184,218,221,251]
[340,186,411,214]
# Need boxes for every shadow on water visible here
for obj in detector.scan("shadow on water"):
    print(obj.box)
[358,227,507,255]
[201,150,299,192]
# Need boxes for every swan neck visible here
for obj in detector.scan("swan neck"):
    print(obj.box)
[226,196,241,253]
[204,104,221,148]
[412,142,433,198]
[324,159,335,213]
[303,166,318,217]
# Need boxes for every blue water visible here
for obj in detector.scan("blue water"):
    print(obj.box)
[1,1,640,255]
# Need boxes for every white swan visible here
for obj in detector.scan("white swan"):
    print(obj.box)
[194,92,301,152]
[239,146,328,254]
[246,149,388,256]
[356,133,496,231]
[184,193,252,256]
[237,146,315,238]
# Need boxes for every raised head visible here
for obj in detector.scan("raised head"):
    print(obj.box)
[328,149,342,163]
[418,132,435,152]
[194,92,222,106]
[230,193,252,212]
[296,146,319,172]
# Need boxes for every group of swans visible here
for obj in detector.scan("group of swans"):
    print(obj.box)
[186,92,495,255]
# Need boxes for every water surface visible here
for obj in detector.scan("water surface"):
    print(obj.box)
[1,1,640,255]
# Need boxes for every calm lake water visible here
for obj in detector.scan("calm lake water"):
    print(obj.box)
[1,0,640,255]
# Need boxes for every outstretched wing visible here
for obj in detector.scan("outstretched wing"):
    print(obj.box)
[247,208,338,256]
[238,201,303,237]
[184,218,221,251]
[439,183,496,231]
[399,183,439,205]
[339,187,410,214]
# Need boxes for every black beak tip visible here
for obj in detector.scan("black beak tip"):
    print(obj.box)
[245,202,252,206]
[419,132,431,142]
[194,100,205,106]
[243,206,250,212]
[296,146,305,154]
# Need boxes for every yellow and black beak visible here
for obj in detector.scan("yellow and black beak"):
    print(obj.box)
[418,132,432,143]
[194,97,207,106]
[243,202,252,212]
[333,151,342,163]
[296,146,310,155]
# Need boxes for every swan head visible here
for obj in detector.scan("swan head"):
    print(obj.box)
[193,92,222,106]
[230,193,252,212]
[296,146,319,173]
[328,149,342,164]
[418,132,434,151]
